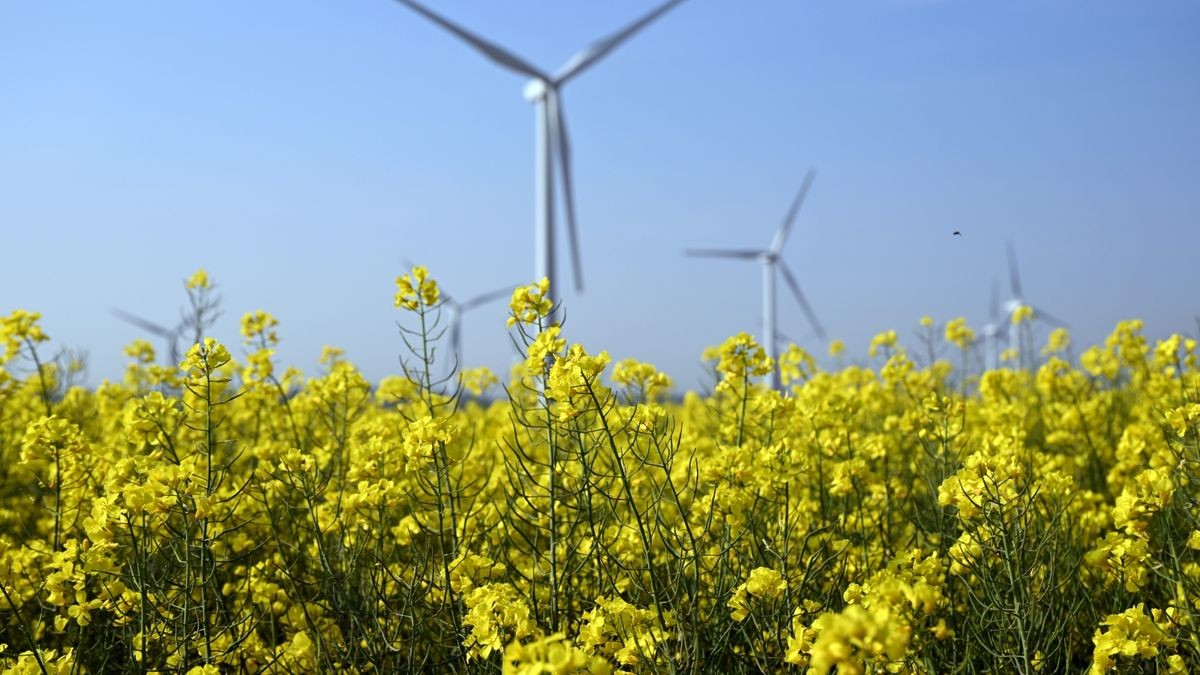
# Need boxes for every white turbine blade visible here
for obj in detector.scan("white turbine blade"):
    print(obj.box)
[684,248,764,260]
[110,308,174,339]
[554,0,689,83]
[990,277,1000,323]
[1006,240,1024,300]
[450,318,462,358]
[461,287,513,311]
[779,262,826,341]
[1030,304,1068,328]
[548,90,584,293]
[769,168,817,255]
[393,0,548,80]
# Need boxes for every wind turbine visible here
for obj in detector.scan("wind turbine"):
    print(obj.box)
[1003,241,1066,366]
[392,0,689,316]
[685,169,826,390]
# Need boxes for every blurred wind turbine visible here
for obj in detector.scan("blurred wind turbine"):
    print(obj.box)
[685,169,826,390]
[110,308,182,367]
[393,0,690,314]
[1003,241,1067,365]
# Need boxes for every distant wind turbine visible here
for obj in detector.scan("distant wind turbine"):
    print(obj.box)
[392,0,690,316]
[1003,241,1066,365]
[685,169,826,390]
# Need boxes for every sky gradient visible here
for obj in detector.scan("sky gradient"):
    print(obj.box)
[2,1,1198,389]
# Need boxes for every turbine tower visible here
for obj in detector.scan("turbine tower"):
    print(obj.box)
[1003,241,1066,366]
[980,279,1001,371]
[685,169,826,390]
[393,0,690,315]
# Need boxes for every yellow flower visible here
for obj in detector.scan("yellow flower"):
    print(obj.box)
[611,358,672,401]
[241,310,279,345]
[779,344,816,386]
[808,605,909,675]
[123,339,156,364]
[868,330,897,357]
[707,332,773,384]
[395,264,440,310]
[0,309,49,363]
[1089,604,1176,674]
[523,325,567,377]
[185,268,211,290]
[1011,304,1033,325]
[508,277,553,326]
[462,583,537,661]
[828,339,845,357]
[1186,530,1200,551]
[729,567,786,621]
[1043,327,1070,355]
[402,414,455,464]
[943,317,975,350]
[504,633,612,675]
[459,366,499,396]
[547,344,611,420]
[181,337,232,380]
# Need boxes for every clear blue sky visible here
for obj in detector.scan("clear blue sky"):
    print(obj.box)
[2,1,1198,389]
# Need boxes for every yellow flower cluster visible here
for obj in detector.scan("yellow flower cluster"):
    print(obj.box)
[0,309,49,364]
[0,269,1197,673]
[394,264,440,310]
[944,316,975,350]
[703,332,772,389]
[729,567,786,621]
[1089,604,1183,674]
[508,277,553,327]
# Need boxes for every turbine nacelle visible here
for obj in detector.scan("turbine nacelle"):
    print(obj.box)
[523,78,553,103]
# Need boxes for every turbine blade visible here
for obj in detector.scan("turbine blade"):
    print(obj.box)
[990,277,1000,323]
[549,90,584,293]
[770,168,817,255]
[110,308,174,339]
[393,0,548,80]
[462,287,513,311]
[779,262,826,341]
[554,0,688,83]
[683,248,764,260]
[1006,240,1024,299]
[450,318,462,360]
[1031,305,1068,328]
